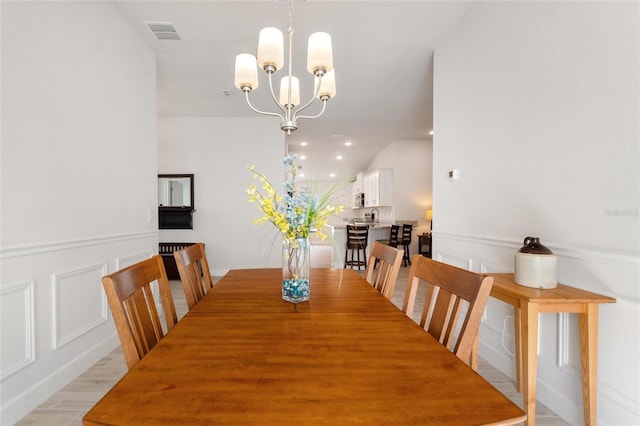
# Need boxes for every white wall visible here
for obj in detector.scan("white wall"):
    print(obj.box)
[434,1,639,425]
[158,117,285,273]
[369,140,433,254]
[0,2,158,423]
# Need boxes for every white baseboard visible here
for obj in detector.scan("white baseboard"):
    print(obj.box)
[211,268,230,277]
[1,333,120,425]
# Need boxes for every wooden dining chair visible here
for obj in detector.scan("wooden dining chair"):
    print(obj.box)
[174,242,214,310]
[402,254,494,370]
[102,255,178,370]
[364,241,403,300]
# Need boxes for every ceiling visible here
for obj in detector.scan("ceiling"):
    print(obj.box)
[113,0,473,180]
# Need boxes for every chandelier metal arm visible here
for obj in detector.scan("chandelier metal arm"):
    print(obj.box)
[294,99,328,121]
[243,91,284,121]
[291,94,320,121]
[266,71,289,118]
[292,73,324,121]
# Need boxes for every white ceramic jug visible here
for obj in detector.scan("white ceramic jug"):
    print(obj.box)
[514,236,557,289]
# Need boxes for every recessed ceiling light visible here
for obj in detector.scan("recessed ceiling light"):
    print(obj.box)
[336,155,343,160]
[300,155,306,160]
[429,130,434,136]
[299,173,305,177]
[300,141,308,146]
[344,141,352,146]
[329,173,336,178]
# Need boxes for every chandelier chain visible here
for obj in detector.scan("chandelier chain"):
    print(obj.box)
[288,0,293,36]
[285,0,294,113]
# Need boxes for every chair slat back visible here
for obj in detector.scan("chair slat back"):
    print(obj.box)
[402,254,493,369]
[388,225,400,246]
[346,225,369,248]
[364,242,403,300]
[400,223,412,243]
[174,242,214,310]
[102,255,177,370]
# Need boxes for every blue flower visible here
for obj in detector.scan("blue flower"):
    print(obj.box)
[248,155,347,243]
[281,154,298,167]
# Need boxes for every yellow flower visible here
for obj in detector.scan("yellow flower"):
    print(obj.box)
[247,156,349,246]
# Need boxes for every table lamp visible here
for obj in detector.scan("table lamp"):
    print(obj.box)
[425,209,433,234]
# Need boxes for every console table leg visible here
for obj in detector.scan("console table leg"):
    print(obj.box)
[514,306,523,393]
[522,303,539,426]
[579,304,599,426]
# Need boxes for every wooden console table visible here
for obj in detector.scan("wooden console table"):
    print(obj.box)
[487,273,615,426]
[418,233,432,258]
[158,242,195,280]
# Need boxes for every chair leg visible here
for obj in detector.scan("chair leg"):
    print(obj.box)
[344,247,348,269]
[402,244,411,267]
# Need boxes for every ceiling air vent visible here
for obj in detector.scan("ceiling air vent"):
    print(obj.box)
[145,22,180,41]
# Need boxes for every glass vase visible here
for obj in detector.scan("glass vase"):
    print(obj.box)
[282,238,310,303]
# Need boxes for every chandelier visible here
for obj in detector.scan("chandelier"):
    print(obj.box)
[234,1,336,135]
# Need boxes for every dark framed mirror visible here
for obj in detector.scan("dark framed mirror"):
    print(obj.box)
[158,174,194,229]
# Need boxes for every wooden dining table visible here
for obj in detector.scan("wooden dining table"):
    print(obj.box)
[83,268,526,425]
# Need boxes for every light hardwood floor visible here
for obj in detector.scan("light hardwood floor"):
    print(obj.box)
[16,253,569,425]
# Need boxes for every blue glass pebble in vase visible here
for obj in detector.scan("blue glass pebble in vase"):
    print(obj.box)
[282,238,310,303]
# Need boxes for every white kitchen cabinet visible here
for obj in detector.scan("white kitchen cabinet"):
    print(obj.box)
[364,169,392,207]
[352,172,364,208]
[363,173,374,207]
[353,172,364,195]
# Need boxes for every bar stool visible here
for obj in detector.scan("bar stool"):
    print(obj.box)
[344,225,369,270]
[399,224,413,266]
[378,225,400,247]
[375,224,400,268]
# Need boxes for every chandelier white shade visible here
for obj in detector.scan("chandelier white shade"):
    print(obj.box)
[234,54,259,90]
[257,28,284,70]
[234,2,336,135]
[307,32,333,74]
[279,76,300,106]
[315,69,336,99]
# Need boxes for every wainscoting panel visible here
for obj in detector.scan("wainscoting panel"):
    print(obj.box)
[0,231,157,425]
[116,251,153,270]
[479,261,512,274]
[557,313,580,378]
[436,251,472,270]
[595,298,640,425]
[52,263,108,350]
[479,262,513,323]
[0,280,35,380]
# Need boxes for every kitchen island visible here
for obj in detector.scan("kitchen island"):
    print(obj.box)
[327,223,392,268]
